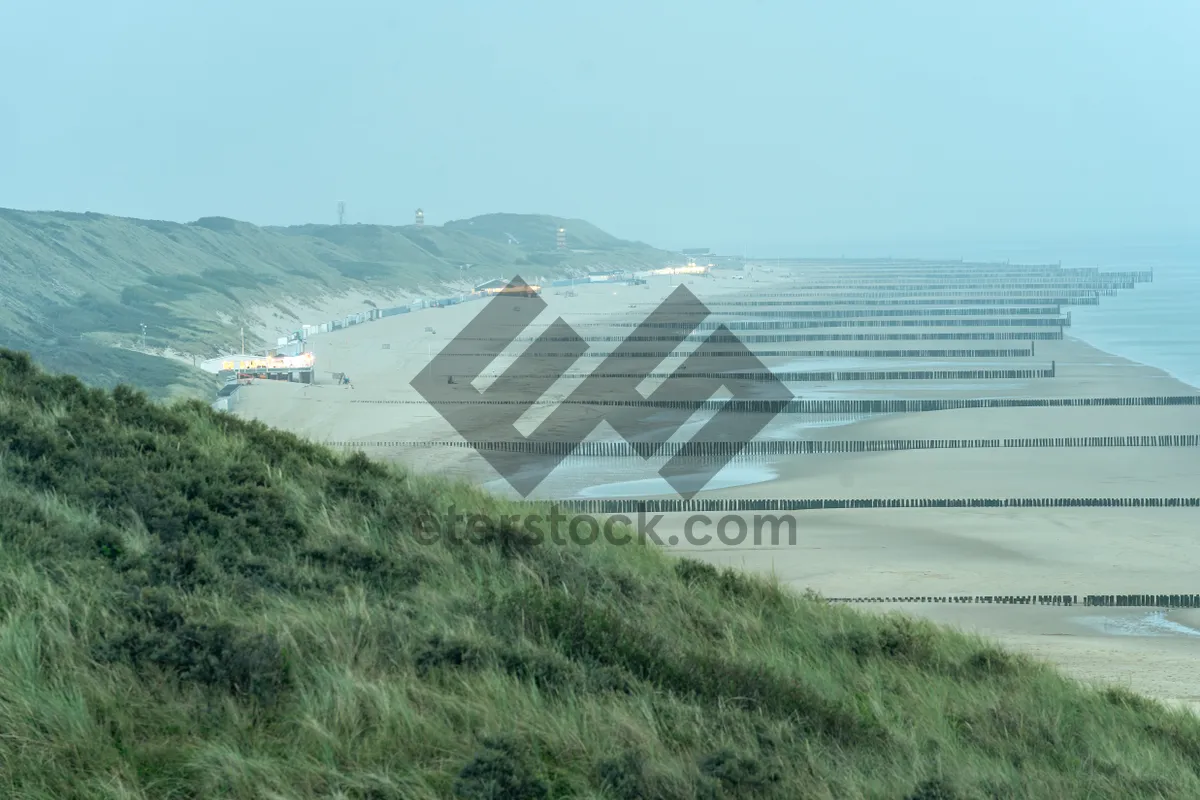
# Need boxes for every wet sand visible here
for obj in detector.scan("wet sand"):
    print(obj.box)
[232,270,1200,708]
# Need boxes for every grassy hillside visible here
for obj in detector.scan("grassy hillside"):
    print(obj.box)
[3,347,1200,799]
[0,208,672,395]
[1,336,221,402]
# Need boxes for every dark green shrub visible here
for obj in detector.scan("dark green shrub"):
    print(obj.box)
[95,589,292,707]
[904,777,961,800]
[415,636,488,675]
[596,749,686,800]
[698,749,780,794]
[300,538,424,593]
[453,738,549,800]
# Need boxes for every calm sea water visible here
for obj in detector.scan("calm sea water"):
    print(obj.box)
[1067,263,1200,390]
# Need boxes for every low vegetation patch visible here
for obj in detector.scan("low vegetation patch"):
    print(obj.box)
[2,346,1200,798]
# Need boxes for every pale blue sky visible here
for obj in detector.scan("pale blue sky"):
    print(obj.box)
[2,1,1197,257]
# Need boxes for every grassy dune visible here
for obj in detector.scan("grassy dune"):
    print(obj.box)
[0,208,670,395]
[3,346,1200,799]
[4,337,221,401]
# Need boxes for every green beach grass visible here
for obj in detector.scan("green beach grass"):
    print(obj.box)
[3,345,1200,798]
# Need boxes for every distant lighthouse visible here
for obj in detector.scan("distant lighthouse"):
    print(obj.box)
[556,226,566,250]
[415,208,425,229]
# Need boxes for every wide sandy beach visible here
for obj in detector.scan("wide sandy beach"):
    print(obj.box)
[232,268,1200,709]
